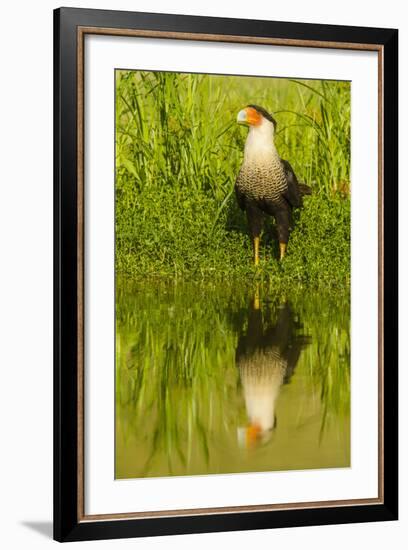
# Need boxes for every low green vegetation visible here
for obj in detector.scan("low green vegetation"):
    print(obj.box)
[115,70,350,287]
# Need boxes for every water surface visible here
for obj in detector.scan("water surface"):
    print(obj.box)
[115,280,350,479]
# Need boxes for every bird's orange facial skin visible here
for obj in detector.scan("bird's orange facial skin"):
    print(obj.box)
[245,107,263,126]
[246,423,262,448]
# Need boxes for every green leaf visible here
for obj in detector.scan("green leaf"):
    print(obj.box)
[121,158,137,178]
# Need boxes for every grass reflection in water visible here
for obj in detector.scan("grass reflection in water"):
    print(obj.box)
[115,280,350,479]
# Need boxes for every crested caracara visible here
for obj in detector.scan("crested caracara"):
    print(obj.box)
[236,295,310,448]
[235,105,311,263]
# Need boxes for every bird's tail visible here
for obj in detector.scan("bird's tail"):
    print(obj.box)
[298,183,312,196]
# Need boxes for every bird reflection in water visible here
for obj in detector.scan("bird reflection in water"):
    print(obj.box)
[237,288,310,448]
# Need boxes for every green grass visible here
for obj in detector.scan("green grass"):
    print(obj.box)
[115,71,350,287]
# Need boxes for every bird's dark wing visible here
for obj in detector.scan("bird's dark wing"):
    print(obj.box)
[269,303,311,384]
[281,159,303,208]
[234,182,246,211]
[282,335,311,384]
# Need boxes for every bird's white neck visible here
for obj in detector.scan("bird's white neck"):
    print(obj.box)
[244,122,278,164]
[242,366,283,432]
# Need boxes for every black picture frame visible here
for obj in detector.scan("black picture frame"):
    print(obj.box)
[54,7,398,542]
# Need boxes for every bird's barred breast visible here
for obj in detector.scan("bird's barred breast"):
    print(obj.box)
[236,159,288,203]
[238,348,287,381]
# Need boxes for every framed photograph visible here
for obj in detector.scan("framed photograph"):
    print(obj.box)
[54,7,398,542]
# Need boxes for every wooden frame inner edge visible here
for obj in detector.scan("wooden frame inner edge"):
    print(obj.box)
[76,26,385,522]
[79,25,383,51]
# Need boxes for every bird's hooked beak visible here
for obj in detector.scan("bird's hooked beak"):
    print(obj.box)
[237,109,248,125]
[237,106,263,126]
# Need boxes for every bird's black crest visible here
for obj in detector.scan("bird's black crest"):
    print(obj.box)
[247,104,277,128]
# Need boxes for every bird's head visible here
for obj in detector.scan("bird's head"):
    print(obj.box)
[237,105,277,134]
[237,418,277,449]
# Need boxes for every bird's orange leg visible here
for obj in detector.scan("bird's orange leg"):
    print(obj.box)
[279,242,287,260]
[254,236,260,266]
[253,283,260,310]
[275,210,290,260]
